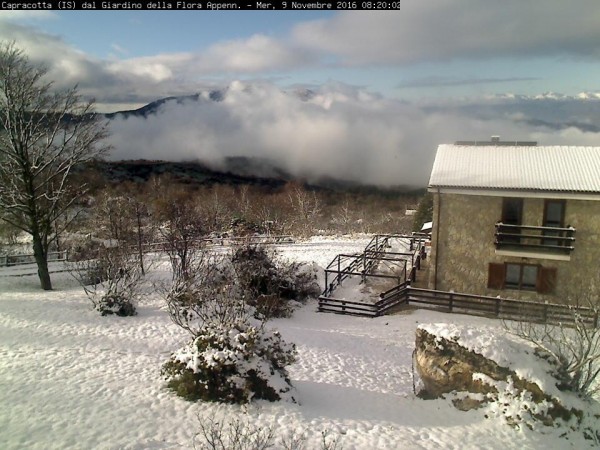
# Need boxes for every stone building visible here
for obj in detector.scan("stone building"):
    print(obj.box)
[427,139,600,304]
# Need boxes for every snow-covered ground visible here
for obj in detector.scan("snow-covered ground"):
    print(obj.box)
[0,237,597,449]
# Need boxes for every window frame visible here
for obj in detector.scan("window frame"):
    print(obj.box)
[487,262,556,294]
[504,262,538,291]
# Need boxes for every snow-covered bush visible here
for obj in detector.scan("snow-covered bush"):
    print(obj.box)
[162,318,296,403]
[161,246,298,403]
[70,245,143,316]
[94,292,137,317]
[159,243,302,403]
[232,245,320,319]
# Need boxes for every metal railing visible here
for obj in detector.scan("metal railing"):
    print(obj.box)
[495,222,575,254]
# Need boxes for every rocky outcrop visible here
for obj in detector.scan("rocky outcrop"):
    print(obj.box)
[414,327,579,424]
[415,327,514,401]
[415,324,600,444]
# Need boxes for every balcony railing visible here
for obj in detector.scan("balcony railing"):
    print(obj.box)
[494,222,576,255]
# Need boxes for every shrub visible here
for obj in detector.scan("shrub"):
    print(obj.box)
[70,244,142,317]
[192,415,344,450]
[95,292,136,317]
[504,299,600,399]
[232,245,320,319]
[162,319,296,403]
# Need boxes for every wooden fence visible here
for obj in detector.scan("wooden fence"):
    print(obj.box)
[0,250,68,267]
[139,235,295,253]
[318,283,599,327]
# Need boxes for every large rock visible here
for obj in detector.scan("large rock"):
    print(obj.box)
[413,326,580,422]
[415,327,514,401]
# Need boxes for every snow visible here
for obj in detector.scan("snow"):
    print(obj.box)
[419,323,559,397]
[0,237,598,449]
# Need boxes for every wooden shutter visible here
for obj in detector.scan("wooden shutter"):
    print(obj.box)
[537,267,557,294]
[487,263,505,289]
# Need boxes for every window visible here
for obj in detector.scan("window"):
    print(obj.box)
[504,263,537,290]
[542,200,566,247]
[543,200,565,228]
[502,198,523,225]
[488,263,557,294]
[500,198,523,244]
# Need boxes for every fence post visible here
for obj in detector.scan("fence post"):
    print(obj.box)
[495,298,501,317]
[448,293,453,312]
[337,257,341,286]
[594,311,598,328]
[409,238,414,252]
[324,271,328,295]
[543,303,548,323]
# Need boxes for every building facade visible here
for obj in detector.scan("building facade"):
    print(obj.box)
[427,141,600,304]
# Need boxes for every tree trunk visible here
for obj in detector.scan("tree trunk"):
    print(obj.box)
[32,232,52,290]
[136,209,145,276]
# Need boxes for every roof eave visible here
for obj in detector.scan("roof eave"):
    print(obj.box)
[427,185,600,200]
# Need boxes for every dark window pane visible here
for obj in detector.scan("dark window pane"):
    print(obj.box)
[522,265,538,289]
[501,198,523,245]
[544,201,564,227]
[505,264,520,288]
[502,198,523,225]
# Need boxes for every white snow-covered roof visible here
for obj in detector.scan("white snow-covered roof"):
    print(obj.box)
[421,221,433,232]
[429,144,600,194]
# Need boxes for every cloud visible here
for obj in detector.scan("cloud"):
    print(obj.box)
[0,23,206,110]
[0,11,57,22]
[105,81,600,188]
[197,34,314,73]
[0,24,315,110]
[110,43,129,57]
[292,2,600,65]
[106,82,432,187]
[398,76,541,89]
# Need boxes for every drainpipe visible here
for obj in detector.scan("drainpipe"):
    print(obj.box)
[434,187,441,290]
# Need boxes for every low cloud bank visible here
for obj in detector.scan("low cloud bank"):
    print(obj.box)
[106,82,600,188]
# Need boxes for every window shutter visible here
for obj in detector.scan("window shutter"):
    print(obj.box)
[487,263,505,289]
[537,267,557,294]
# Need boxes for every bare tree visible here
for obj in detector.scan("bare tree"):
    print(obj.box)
[152,186,206,281]
[285,183,321,237]
[0,42,110,289]
[94,184,152,275]
[505,294,600,399]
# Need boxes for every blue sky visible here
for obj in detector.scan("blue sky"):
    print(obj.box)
[2,4,600,186]
[2,4,600,111]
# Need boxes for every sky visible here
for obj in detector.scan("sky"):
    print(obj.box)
[1,4,600,187]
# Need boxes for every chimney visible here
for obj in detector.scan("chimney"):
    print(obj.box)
[491,135,500,143]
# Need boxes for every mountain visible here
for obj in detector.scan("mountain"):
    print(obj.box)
[88,158,289,190]
[104,91,225,120]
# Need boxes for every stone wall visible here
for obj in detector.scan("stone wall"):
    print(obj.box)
[428,192,600,304]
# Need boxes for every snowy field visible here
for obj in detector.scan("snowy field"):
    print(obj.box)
[0,236,596,449]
